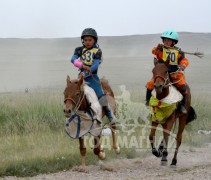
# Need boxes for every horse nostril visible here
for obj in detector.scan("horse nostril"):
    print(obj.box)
[63,109,71,114]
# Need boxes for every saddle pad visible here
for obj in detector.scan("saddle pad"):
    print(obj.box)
[151,85,183,104]
[65,110,102,139]
[149,96,177,124]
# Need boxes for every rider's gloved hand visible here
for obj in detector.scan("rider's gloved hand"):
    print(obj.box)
[79,70,91,78]
[79,72,85,79]
[178,64,186,71]
[156,44,163,51]
[82,65,91,72]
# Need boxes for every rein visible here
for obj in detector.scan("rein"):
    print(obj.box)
[154,70,183,88]
[169,70,183,86]
[81,71,101,85]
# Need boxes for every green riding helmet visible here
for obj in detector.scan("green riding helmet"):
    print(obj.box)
[161,30,179,44]
[81,28,98,42]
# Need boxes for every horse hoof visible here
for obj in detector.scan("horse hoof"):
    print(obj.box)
[158,144,164,153]
[73,166,89,173]
[98,151,106,160]
[114,146,121,154]
[161,160,168,166]
[171,159,177,166]
[99,145,104,152]
[152,148,162,158]
[98,145,106,160]
[161,155,168,162]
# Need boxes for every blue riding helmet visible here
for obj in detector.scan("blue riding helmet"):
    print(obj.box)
[161,30,179,44]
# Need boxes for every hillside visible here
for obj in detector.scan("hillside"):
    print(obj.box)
[0,32,210,93]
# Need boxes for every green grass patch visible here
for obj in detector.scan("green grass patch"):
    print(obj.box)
[0,90,210,177]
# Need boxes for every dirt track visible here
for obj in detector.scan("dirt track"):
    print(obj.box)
[4,143,211,180]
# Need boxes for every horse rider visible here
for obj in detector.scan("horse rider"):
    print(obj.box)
[145,29,189,114]
[70,28,115,124]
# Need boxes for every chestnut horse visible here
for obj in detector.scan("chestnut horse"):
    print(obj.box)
[64,75,120,172]
[149,59,196,166]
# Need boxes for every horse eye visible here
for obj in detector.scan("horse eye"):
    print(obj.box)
[76,92,80,96]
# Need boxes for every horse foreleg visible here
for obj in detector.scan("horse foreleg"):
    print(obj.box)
[111,123,120,154]
[161,114,176,164]
[79,137,86,166]
[94,136,106,160]
[149,122,161,157]
[157,140,164,157]
[78,137,88,173]
[171,115,187,166]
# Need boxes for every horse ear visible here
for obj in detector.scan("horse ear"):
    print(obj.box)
[164,55,170,66]
[66,75,71,84]
[78,74,84,86]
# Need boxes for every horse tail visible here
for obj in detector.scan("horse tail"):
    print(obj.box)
[186,106,197,125]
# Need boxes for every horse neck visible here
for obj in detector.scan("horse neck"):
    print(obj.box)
[156,86,170,100]
[78,93,88,111]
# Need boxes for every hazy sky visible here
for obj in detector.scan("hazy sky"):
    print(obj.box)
[0,0,211,38]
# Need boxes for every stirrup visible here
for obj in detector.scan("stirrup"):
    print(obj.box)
[180,105,187,114]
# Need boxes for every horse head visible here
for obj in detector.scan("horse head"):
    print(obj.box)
[63,75,87,117]
[152,58,170,96]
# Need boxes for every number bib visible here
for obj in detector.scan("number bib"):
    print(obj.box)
[162,48,179,65]
[80,48,99,66]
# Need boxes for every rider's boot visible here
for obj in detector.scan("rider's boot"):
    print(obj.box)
[145,89,152,107]
[99,95,115,125]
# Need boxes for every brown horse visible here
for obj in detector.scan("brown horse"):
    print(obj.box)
[149,58,196,166]
[64,75,120,172]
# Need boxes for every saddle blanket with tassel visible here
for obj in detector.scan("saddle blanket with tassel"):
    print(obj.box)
[150,86,183,124]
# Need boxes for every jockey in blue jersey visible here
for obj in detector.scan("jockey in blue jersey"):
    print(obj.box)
[70,28,115,124]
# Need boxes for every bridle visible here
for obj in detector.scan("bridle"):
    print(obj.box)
[153,65,183,89]
[64,90,85,113]
[154,74,170,89]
